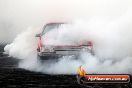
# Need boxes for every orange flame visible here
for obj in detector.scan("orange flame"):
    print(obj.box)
[77,65,86,76]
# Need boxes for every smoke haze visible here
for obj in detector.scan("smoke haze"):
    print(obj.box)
[1,0,132,74]
[0,0,132,42]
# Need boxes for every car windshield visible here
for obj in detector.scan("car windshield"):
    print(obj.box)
[42,23,63,35]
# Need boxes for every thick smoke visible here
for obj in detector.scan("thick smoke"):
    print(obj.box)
[4,13,132,74]
[1,0,132,74]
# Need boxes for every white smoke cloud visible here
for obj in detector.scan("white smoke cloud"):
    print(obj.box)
[2,0,132,74]
[4,12,132,74]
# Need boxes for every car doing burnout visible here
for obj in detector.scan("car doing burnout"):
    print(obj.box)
[36,22,93,60]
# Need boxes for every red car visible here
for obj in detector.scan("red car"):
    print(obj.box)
[36,22,93,60]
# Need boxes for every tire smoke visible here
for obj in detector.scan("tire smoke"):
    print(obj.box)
[4,15,132,74]
[1,0,132,74]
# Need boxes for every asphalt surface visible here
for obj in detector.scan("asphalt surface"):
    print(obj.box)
[0,45,80,88]
[0,45,131,88]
